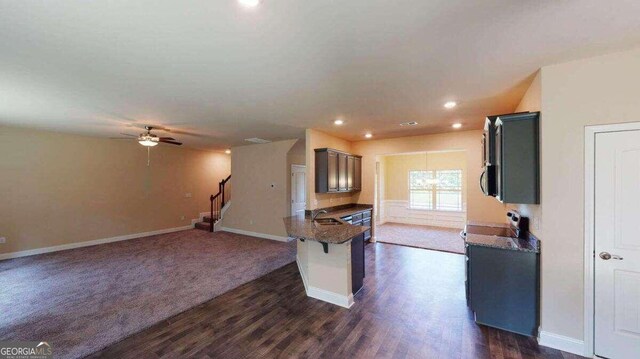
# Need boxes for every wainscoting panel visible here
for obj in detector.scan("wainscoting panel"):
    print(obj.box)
[381,200,466,229]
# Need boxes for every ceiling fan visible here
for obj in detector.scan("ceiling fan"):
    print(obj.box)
[113,126,182,147]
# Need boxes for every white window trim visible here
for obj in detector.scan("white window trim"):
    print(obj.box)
[408,169,463,212]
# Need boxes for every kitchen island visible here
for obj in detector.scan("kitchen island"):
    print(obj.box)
[283,205,372,308]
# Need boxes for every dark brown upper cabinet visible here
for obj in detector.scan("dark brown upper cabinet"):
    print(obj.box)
[315,148,362,193]
[353,156,362,191]
[338,153,348,191]
[494,112,540,204]
[347,155,355,191]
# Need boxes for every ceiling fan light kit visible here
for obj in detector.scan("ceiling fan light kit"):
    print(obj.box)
[112,126,183,147]
[138,134,159,147]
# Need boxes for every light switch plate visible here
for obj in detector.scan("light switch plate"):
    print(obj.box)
[0,237,6,244]
[184,193,192,198]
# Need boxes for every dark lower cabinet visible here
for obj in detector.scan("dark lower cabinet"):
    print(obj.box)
[349,210,373,243]
[351,233,365,294]
[466,244,539,337]
[362,218,371,241]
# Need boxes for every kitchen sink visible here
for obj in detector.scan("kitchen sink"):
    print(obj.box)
[314,218,343,226]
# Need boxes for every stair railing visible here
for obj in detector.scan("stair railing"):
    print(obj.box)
[209,175,231,232]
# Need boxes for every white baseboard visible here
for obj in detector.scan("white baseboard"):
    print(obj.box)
[538,331,585,356]
[219,226,290,242]
[296,256,353,309]
[0,224,195,261]
[307,286,354,309]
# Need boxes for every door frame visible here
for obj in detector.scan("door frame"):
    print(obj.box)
[291,164,306,216]
[584,121,640,357]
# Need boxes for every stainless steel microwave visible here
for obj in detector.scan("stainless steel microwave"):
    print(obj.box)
[481,116,497,196]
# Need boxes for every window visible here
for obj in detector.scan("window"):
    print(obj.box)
[409,170,463,211]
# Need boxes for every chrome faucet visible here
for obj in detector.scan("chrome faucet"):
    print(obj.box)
[312,209,328,220]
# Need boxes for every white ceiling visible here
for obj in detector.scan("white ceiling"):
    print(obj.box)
[1,0,639,150]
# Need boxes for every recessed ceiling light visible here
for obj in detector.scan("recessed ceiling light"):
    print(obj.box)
[225,149,231,154]
[365,133,373,138]
[400,121,418,126]
[452,123,462,129]
[334,118,344,125]
[444,101,457,109]
[238,0,260,8]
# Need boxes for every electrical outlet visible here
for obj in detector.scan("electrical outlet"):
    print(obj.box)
[180,215,185,220]
[184,193,192,198]
[249,219,254,225]
[0,237,6,244]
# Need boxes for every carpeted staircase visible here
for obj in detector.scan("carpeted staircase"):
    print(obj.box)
[195,213,218,231]
[196,174,231,231]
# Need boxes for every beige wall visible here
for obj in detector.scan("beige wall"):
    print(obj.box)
[509,71,542,231]
[305,129,354,210]
[351,130,506,224]
[382,151,467,205]
[531,47,640,341]
[222,139,297,237]
[0,125,230,255]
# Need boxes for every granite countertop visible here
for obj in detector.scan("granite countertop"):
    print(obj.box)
[466,220,510,228]
[283,205,372,244]
[464,221,539,253]
[465,233,539,253]
[314,205,373,220]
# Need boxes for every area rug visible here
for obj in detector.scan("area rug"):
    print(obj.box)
[376,222,465,254]
[0,229,296,359]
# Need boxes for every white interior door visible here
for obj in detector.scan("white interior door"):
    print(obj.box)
[291,165,306,216]
[594,130,640,359]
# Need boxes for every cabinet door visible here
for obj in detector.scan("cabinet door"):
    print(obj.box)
[353,157,362,190]
[351,233,365,293]
[495,124,503,201]
[495,112,539,204]
[327,151,339,192]
[338,153,348,191]
[347,156,354,190]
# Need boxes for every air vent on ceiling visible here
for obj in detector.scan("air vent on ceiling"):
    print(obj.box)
[244,137,272,144]
[400,121,419,126]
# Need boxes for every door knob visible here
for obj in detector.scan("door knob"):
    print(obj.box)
[599,252,623,260]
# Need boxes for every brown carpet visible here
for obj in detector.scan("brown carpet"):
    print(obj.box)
[376,222,465,254]
[0,229,296,359]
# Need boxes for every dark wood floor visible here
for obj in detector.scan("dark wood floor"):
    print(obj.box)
[88,242,581,359]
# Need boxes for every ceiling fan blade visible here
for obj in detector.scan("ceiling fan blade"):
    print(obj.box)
[159,139,182,146]
[159,137,176,141]
[109,137,135,140]
[119,133,139,137]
